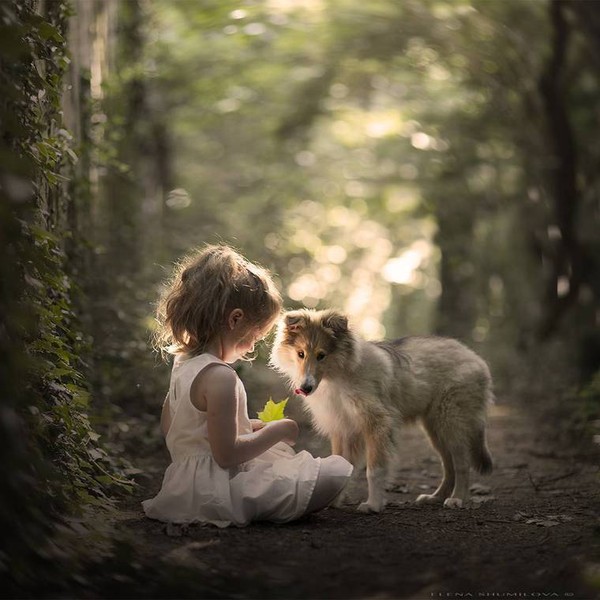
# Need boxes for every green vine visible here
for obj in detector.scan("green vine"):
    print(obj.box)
[1,0,132,589]
[22,222,133,506]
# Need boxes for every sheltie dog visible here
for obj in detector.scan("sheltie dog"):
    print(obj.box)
[270,308,493,513]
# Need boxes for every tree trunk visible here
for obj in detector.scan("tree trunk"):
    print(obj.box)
[434,181,477,340]
[537,0,582,339]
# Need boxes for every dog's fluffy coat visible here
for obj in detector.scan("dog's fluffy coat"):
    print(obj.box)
[270,309,493,512]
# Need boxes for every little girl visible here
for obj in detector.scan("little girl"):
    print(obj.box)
[142,244,353,527]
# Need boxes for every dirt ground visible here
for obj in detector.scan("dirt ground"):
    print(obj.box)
[93,396,600,600]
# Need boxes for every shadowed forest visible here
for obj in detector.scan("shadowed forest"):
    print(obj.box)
[1,0,600,598]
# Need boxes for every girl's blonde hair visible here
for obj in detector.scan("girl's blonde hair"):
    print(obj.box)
[154,244,282,358]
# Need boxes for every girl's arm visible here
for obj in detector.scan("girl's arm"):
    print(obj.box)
[200,366,298,469]
[160,393,171,438]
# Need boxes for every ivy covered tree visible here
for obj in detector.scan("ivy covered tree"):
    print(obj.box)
[0,1,131,590]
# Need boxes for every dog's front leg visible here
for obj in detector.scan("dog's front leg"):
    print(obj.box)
[330,432,346,508]
[357,429,389,513]
[329,432,364,508]
[330,431,343,457]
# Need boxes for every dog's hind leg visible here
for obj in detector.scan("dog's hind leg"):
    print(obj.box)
[443,444,470,509]
[444,415,491,508]
[416,420,455,505]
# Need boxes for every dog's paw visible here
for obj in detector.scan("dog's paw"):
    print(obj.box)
[443,497,464,509]
[357,501,384,514]
[415,493,443,505]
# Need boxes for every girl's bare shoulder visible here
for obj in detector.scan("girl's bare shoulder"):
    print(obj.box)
[191,362,238,411]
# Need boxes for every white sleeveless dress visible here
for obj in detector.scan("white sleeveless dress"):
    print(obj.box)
[142,353,353,527]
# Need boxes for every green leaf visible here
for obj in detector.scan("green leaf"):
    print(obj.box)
[37,21,64,43]
[66,148,78,164]
[257,397,288,423]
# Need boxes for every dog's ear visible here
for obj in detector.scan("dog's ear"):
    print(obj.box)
[322,311,348,335]
[284,312,306,333]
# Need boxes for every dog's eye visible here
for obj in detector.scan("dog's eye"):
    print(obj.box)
[297,351,305,359]
[316,352,326,361]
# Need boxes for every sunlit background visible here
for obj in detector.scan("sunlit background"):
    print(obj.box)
[151,0,450,344]
[66,0,599,416]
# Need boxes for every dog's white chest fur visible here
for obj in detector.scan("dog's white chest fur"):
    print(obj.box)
[303,380,362,437]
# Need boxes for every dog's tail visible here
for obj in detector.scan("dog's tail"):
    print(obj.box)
[471,427,493,475]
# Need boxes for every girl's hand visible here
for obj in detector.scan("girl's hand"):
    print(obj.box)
[250,418,266,432]
[203,366,299,468]
[273,418,299,446]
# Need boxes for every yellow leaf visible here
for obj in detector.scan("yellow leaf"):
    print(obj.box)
[257,397,288,423]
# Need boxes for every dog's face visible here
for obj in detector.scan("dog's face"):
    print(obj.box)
[270,309,350,396]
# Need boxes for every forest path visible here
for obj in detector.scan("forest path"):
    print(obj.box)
[108,403,599,600]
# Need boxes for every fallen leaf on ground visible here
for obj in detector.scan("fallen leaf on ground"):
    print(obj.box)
[513,511,532,521]
[470,483,492,495]
[526,518,559,527]
[388,483,410,494]
[517,513,574,527]
[471,495,496,505]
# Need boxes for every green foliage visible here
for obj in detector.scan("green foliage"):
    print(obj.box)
[131,0,600,436]
[62,0,598,448]
[577,371,600,440]
[554,368,600,449]
[22,222,133,502]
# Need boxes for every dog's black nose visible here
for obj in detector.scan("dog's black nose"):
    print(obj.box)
[301,383,313,394]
